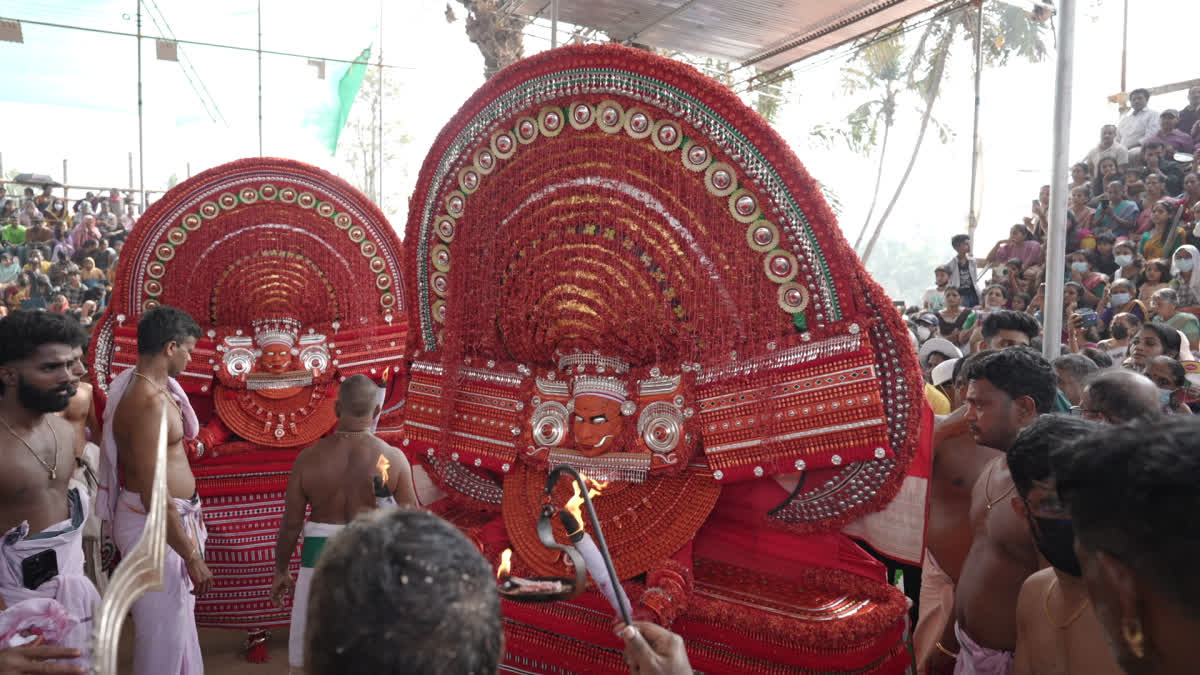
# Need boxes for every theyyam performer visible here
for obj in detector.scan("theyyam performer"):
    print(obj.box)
[0,311,96,669]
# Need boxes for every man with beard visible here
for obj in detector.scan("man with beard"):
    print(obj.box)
[1008,416,1122,675]
[98,305,209,675]
[931,347,1057,674]
[0,311,97,669]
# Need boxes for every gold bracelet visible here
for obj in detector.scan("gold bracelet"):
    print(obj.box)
[935,640,959,659]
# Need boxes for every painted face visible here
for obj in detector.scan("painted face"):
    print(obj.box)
[259,343,293,373]
[571,395,623,458]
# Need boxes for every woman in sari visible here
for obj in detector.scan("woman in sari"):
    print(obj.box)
[936,287,977,348]
[1170,245,1200,310]
[1139,198,1187,261]
[1067,250,1108,308]
[1134,173,1168,235]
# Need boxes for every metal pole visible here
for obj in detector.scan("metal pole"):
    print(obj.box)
[377,0,384,210]
[64,158,70,188]
[127,152,133,191]
[187,162,191,179]
[1118,0,1128,105]
[257,0,263,156]
[136,1,145,210]
[966,0,983,235]
[1043,0,1076,362]
[551,0,559,48]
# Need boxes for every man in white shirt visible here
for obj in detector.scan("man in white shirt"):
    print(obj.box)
[1116,88,1159,162]
[1082,124,1129,172]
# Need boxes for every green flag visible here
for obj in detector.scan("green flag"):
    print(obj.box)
[309,45,372,155]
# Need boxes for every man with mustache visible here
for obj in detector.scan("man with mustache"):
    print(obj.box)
[0,311,97,669]
[932,347,1057,674]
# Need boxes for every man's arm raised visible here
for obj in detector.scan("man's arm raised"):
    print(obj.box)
[271,451,307,606]
[116,392,212,595]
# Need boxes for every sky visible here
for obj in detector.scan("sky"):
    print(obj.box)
[1,0,1197,302]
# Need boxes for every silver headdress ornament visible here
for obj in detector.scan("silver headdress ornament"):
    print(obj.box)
[252,317,301,348]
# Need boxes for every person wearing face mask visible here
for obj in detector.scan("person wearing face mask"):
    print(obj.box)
[1097,311,1141,362]
[913,311,940,344]
[1009,415,1123,675]
[1110,241,1142,283]
[1169,244,1200,310]
[1067,251,1106,308]
[1144,355,1192,415]
[1098,279,1145,337]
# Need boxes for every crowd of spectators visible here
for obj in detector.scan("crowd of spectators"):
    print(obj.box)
[0,185,134,326]
[913,85,1200,417]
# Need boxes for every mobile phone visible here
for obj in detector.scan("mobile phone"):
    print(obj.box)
[1077,309,1098,328]
[21,549,58,590]
[1031,199,1040,209]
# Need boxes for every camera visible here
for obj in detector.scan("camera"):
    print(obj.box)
[1076,308,1098,328]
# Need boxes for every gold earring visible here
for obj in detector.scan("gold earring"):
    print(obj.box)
[1122,619,1146,659]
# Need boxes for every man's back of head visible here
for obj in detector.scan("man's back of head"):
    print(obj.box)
[1081,369,1161,424]
[980,310,1039,350]
[336,374,381,420]
[307,509,502,675]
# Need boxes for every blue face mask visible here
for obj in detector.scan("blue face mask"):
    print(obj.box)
[1070,262,1089,274]
[1159,388,1175,407]
[1114,254,1134,267]
[1177,259,1195,273]
[1111,292,1132,307]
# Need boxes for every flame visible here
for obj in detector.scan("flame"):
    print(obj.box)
[498,548,512,579]
[376,453,391,485]
[564,473,608,527]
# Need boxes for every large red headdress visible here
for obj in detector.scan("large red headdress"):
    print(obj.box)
[402,44,924,550]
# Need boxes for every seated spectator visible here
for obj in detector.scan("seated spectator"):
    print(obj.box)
[920,337,962,375]
[930,357,959,405]
[79,257,104,284]
[1083,124,1129,174]
[77,299,98,326]
[47,294,70,314]
[1077,369,1162,423]
[1142,141,1185,195]
[1129,321,1182,370]
[4,271,31,310]
[999,258,1026,299]
[69,215,101,251]
[1099,278,1146,332]
[1,217,25,258]
[1134,174,1169,235]
[0,252,19,288]
[1180,85,1200,145]
[1052,417,1200,675]
[912,311,939,344]
[1145,355,1192,415]
[1169,245,1200,308]
[61,269,86,308]
[24,274,53,309]
[987,225,1043,269]
[937,287,977,347]
[1012,292,1031,313]
[1087,232,1118,277]
[48,249,75,287]
[980,283,1010,313]
[1116,87,1159,158]
[1027,185,1051,241]
[1068,162,1092,198]
[1068,250,1107,308]
[947,234,980,307]
[1147,109,1195,153]
[1009,415,1120,675]
[1181,173,1200,236]
[1150,287,1200,350]
[1138,198,1187,260]
[1069,186,1096,241]
[1090,157,1121,208]
[45,198,69,228]
[305,509,502,675]
[923,265,951,310]
[1054,354,1099,406]
[1093,181,1140,237]
[1137,258,1171,306]
[1098,311,1141,363]
[23,248,50,276]
[72,240,100,267]
[1111,239,1142,283]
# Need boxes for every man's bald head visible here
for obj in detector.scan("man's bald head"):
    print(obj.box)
[1081,370,1161,424]
[337,374,381,419]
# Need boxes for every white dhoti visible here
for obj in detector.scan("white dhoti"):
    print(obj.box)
[288,521,345,674]
[112,488,207,675]
[0,488,100,668]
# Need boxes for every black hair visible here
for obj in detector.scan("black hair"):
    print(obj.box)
[1095,232,1117,245]
[136,305,201,355]
[954,349,993,387]
[1053,353,1099,382]
[1142,139,1164,152]
[1130,87,1150,99]
[965,346,1058,414]
[980,310,1040,342]
[0,310,89,395]
[951,234,970,248]
[1136,323,1181,359]
[1143,258,1173,285]
[1053,417,1200,620]
[1148,355,1187,387]
[1080,347,1113,369]
[307,509,502,675]
[1007,414,1100,498]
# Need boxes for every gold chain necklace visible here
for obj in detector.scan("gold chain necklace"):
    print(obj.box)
[0,414,60,480]
[983,458,1015,511]
[132,371,181,417]
[1044,577,1090,629]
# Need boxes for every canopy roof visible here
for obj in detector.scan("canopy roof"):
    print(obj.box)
[511,0,950,71]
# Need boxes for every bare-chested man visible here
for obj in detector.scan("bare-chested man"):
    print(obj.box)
[0,311,95,669]
[60,346,105,591]
[1009,416,1122,675]
[934,347,1057,675]
[914,352,1003,674]
[102,305,209,675]
[270,374,417,675]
